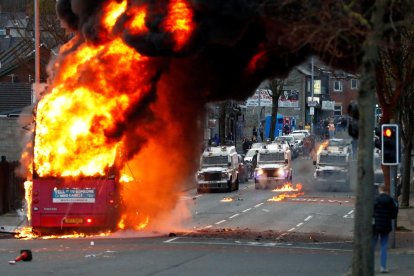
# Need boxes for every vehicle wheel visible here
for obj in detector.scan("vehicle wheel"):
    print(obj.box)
[235,178,239,190]
[289,172,293,181]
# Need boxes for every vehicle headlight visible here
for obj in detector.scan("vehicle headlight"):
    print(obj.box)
[197,173,204,180]
[277,169,285,177]
[255,168,264,176]
[221,171,229,178]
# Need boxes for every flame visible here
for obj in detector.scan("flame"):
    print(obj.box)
[119,174,134,183]
[221,197,233,202]
[23,181,33,223]
[34,37,150,178]
[268,183,304,202]
[317,140,329,155]
[163,0,195,50]
[272,183,302,192]
[15,227,38,240]
[16,229,110,240]
[127,6,148,34]
[103,0,127,31]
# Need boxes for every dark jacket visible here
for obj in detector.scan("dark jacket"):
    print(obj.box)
[373,193,398,234]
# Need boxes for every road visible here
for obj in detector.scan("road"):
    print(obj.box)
[0,156,359,275]
[181,156,355,241]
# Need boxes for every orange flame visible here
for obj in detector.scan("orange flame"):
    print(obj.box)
[103,0,127,31]
[127,6,148,34]
[268,183,304,202]
[317,140,329,155]
[272,183,302,192]
[163,0,195,50]
[23,180,33,223]
[221,197,233,202]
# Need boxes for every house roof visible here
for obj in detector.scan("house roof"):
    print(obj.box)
[0,82,32,114]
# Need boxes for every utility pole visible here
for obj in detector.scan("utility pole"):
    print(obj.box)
[311,56,314,134]
[33,0,40,103]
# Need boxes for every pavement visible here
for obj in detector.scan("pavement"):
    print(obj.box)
[1,192,413,275]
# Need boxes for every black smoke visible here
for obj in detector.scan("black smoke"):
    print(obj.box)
[56,0,370,103]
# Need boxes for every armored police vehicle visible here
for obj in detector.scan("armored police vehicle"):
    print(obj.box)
[313,139,351,191]
[196,146,239,193]
[254,143,292,189]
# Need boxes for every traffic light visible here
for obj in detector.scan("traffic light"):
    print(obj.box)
[381,124,400,165]
[347,102,359,139]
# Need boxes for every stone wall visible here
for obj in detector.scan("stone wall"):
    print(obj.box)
[0,117,28,161]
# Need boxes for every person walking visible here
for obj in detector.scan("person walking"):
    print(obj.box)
[372,184,398,273]
[328,121,335,139]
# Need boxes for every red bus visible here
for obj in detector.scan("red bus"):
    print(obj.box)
[31,174,121,234]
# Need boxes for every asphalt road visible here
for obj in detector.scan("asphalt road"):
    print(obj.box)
[0,235,353,276]
[0,156,360,275]
[182,156,355,241]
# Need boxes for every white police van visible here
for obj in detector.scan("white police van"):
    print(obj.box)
[254,143,292,189]
[196,146,239,193]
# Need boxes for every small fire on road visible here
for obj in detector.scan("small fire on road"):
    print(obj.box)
[268,183,304,202]
[221,197,233,202]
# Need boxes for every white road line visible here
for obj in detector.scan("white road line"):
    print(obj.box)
[296,222,304,227]
[254,203,264,208]
[343,209,355,218]
[288,228,296,232]
[164,237,179,243]
[262,209,270,212]
[242,208,252,213]
[304,215,313,222]
[204,225,212,229]
[229,214,239,219]
[215,220,226,225]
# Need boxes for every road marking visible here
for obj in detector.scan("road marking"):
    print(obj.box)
[204,225,212,229]
[229,214,239,219]
[215,220,226,225]
[343,209,354,218]
[296,222,304,227]
[242,208,252,213]
[164,239,352,252]
[304,215,313,222]
[254,203,264,208]
[288,228,295,232]
[262,209,270,212]
[164,237,179,243]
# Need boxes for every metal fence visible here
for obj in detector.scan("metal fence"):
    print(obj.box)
[0,161,25,215]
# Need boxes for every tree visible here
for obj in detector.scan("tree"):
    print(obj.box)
[375,12,414,204]
[266,79,285,141]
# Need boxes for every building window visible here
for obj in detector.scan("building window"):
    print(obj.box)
[334,105,342,116]
[333,80,343,92]
[351,79,358,90]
